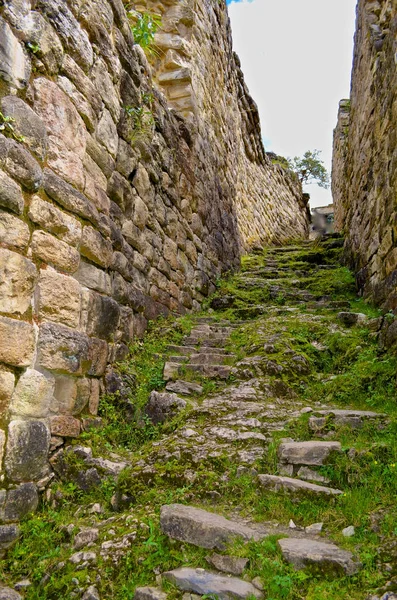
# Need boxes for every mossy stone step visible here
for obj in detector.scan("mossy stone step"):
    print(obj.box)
[278,441,342,466]
[162,567,263,600]
[278,537,361,575]
[258,474,343,496]
[160,504,263,550]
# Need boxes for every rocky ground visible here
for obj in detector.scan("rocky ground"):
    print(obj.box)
[1,238,396,600]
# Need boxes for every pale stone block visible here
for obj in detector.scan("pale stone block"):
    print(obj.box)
[0,212,30,250]
[36,268,81,327]
[1,96,48,161]
[28,195,82,247]
[0,16,31,90]
[0,247,37,315]
[96,108,118,157]
[80,226,113,268]
[52,374,77,415]
[88,378,100,415]
[31,230,80,273]
[57,75,98,133]
[9,368,55,418]
[0,316,35,367]
[5,420,50,482]
[134,196,149,230]
[0,366,15,415]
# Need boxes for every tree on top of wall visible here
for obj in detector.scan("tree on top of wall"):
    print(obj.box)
[287,150,330,189]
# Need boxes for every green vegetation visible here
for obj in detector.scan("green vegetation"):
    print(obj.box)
[0,110,25,142]
[124,6,162,56]
[2,238,396,599]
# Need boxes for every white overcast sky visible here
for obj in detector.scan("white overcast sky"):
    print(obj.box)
[227,0,357,208]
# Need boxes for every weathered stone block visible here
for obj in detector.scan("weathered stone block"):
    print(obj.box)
[38,322,92,375]
[0,316,35,367]
[96,108,118,157]
[0,16,30,89]
[0,524,20,556]
[88,337,108,376]
[81,226,113,268]
[36,268,81,327]
[3,139,42,191]
[43,168,99,226]
[19,10,64,75]
[5,420,50,482]
[0,248,37,314]
[134,196,149,230]
[0,367,14,415]
[32,78,86,189]
[145,391,186,425]
[31,230,80,273]
[4,483,39,522]
[0,167,24,214]
[58,75,98,133]
[9,368,55,419]
[82,290,120,341]
[1,96,48,161]
[36,0,93,70]
[88,378,100,415]
[74,261,112,296]
[0,212,30,250]
[50,415,81,438]
[28,195,82,247]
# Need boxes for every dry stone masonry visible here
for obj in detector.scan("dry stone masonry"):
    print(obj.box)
[0,0,308,523]
[332,0,397,309]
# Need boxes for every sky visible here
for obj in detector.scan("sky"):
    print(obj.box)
[227,0,357,209]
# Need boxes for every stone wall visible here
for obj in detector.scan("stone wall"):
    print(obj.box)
[0,0,308,520]
[332,0,397,308]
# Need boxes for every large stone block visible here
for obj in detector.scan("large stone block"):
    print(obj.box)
[5,420,50,482]
[0,212,30,250]
[9,368,55,419]
[1,96,48,161]
[96,108,118,157]
[37,322,92,375]
[50,415,81,437]
[36,0,93,70]
[4,483,39,522]
[3,139,42,191]
[19,11,64,75]
[0,167,24,214]
[31,230,80,273]
[0,316,35,367]
[43,168,99,226]
[0,248,37,314]
[32,78,86,189]
[28,195,82,247]
[74,261,112,295]
[81,226,113,268]
[0,367,15,415]
[0,16,30,89]
[88,338,108,376]
[82,291,120,341]
[0,524,20,556]
[57,75,98,133]
[36,268,81,328]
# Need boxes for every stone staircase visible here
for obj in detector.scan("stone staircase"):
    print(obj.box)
[1,239,395,600]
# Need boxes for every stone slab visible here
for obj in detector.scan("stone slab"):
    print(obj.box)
[162,567,263,599]
[258,474,342,496]
[160,504,261,550]
[278,441,342,466]
[278,537,361,575]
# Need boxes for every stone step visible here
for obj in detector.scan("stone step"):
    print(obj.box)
[168,356,189,364]
[278,441,342,466]
[162,567,263,599]
[167,345,196,355]
[166,380,204,395]
[309,409,387,431]
[258,474,343,496]
[182,337,230,347]
[163,362,232,381]
[160,504,262,550]
[189,353,235,365]
[278,537,361,575]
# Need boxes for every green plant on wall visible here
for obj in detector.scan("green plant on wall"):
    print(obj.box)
[0,111,25,142]
[124,91,156,144]
[124,5,162,56]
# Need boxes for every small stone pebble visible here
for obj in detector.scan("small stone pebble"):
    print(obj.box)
[342,526,355,537]
[306,522,323,534]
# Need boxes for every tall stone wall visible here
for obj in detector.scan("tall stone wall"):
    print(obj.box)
[332,0,397,309]
[0,0,308,519]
